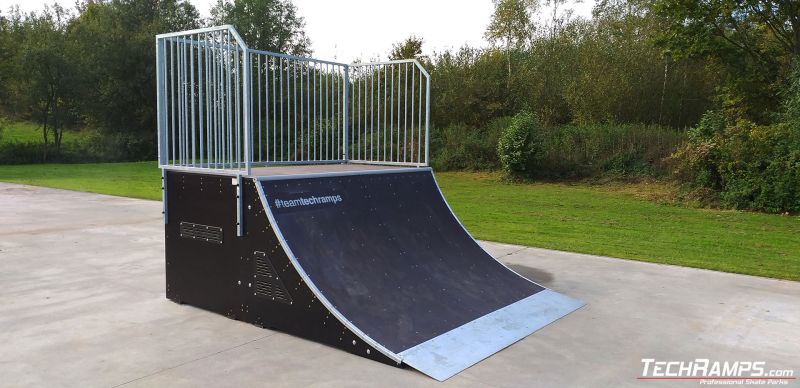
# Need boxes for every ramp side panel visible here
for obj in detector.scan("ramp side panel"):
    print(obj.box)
[260,170,545,354]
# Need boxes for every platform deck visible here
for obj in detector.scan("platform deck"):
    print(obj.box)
[249,163,412,177]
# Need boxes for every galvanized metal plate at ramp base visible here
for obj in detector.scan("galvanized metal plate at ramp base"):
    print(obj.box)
[399,289,584,381]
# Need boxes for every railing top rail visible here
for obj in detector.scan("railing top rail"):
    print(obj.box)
[350,59,431,77]
[247,48,348,67]
[156,25,248,51]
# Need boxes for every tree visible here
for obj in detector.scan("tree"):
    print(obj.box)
[390,35,423,60]
[654,0,800,122]
[68,0,201,141]
[485,0,538,84]
[21,4,77,160]
[210,0,311,55]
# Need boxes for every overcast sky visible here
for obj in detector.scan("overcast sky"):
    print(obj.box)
[0,0,593,61]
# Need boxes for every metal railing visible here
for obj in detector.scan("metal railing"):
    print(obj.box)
[156,25,430,175]
[349,61,430,167]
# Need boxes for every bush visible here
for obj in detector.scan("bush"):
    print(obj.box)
[430,117,509,171]
[537,123,683,179]
[497,112,540,177]
[670,111,800,213]
[0,130,155,164]
[0,116,6,142]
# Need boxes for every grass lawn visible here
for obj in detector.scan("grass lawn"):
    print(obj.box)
[1,120,81,143]
[0,162,797,281]
[0,161,160,200]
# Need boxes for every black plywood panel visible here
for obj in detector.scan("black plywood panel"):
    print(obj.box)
[261,171,544,353]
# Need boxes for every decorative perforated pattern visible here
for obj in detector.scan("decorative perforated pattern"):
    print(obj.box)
[253,251,292,304]
[179,222,223,244]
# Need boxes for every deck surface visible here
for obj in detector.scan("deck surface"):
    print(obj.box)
[250,163,410,177]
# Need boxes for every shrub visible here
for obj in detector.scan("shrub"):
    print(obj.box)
[670,111,800,213]
[497,111,540,177]
[0,116,7,142]
[430,117,509,171]
[538,123,683,179]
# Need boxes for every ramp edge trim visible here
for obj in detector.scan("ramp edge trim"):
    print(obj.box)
[398,289,585,381]
[254,179,403,364]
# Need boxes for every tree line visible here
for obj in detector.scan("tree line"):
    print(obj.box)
[0,0,308,160]
[0,0,798,212]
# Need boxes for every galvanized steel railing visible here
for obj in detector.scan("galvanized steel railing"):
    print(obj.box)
[156,25,430,175]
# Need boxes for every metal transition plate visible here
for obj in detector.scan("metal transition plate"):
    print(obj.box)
[399,289,584,381]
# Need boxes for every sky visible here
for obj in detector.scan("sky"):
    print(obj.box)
[0,0,593,62]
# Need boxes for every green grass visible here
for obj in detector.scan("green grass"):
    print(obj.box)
[0,163,797,281]
[1,120,81,143]
[437,172,800,281]
[0,161,161,200]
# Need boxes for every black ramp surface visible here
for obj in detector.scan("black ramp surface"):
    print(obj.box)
[260,170,545,354]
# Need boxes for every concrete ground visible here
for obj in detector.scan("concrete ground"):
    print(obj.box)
[0,182,798,388]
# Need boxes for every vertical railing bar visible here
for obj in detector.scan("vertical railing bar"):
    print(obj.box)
[411,65,415,164]
[181,38,186,165]
[317,63,325,160]
[418,66,423,164]
[177,39,182,165]
[272,57,276,162]
[425,72,430,166]
[217,32,221,168]
[389,65,394,162]
[343,65,349,162]
[353,66,361,160]
[204,33,210,167]
[298,58,306,161]
[235,45,240,170]
[170,40,176,165]
[244,46,252,175]
[257,54,262,163]
[210,33,216,168]
[338,65,341,160]
[312,62,317,161]
[326,63,331,161]
[226,31,232,168]
[191,34,197,167]
[396,63,401,162]
[198,34,204,167]
[404,62,408,163]
[369,64,374,161]
[382,65,391,161]
[268,55,272,161]
[375,65,380,162]
[156,37,166,167]
[279,57,284,162]
[286,58,291,162]
[363,65,367,161]
[293,60,298,161]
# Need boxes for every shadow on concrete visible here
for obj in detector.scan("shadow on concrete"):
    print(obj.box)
[508,264,554,286]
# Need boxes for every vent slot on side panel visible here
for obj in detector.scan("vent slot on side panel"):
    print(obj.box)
[179,222,223,244]
[253,251,292,304]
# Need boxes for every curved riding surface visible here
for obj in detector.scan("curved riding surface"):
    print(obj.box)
[256,168,583,380]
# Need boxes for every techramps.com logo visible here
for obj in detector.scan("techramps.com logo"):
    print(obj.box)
[638,359,796,385]
[273,194,343,209]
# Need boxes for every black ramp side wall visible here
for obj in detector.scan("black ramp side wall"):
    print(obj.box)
[261,171,544,353]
